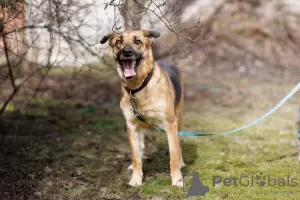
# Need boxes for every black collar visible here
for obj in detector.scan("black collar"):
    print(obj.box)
[123,70,153,95]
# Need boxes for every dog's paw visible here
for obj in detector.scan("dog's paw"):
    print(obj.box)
[129,176,142,186]
[172,178,184,187]
[127,163,133,171]
[172,172,184,187]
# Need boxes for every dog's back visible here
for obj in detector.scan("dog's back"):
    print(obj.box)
[158,61,182,105]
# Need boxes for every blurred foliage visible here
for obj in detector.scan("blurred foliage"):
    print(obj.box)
[0,102,14,112]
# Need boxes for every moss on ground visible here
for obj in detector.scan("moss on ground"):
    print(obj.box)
[1,81,300,200]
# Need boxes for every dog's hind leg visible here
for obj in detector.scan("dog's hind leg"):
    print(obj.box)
[179,140,185,169]
[176,100,185,169]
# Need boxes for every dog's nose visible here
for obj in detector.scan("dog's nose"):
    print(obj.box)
[122,47,133,57]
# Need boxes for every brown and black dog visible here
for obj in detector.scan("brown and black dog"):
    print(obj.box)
[100,30,185,187]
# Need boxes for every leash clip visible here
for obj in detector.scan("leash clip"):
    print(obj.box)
[129,94,136,105]
[129,91,136,106]
[129,92,141,117]
[128,89,166,133]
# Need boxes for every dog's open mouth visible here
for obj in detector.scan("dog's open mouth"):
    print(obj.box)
[120,59,140,79]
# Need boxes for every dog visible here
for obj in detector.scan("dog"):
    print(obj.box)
[100,30,185,187]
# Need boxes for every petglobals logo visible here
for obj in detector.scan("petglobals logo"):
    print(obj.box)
[212,175,298,187]
[183,173,298,197]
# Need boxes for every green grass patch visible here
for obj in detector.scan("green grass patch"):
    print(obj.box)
[2,80,299,199]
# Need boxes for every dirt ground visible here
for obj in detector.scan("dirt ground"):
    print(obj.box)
[0,64,299,199]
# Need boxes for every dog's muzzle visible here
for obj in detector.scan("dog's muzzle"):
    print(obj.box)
[118,47,141,79]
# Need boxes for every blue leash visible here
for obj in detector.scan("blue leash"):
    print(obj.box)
[179,82,300,137]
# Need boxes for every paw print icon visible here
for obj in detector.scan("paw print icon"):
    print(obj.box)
[255,175,266,187]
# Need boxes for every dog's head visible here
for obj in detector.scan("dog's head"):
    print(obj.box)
[100,30,160,80]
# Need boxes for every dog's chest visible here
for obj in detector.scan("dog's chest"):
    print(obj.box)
[121,96,166,126]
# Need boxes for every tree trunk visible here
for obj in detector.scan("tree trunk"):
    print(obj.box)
[122,0,147,29]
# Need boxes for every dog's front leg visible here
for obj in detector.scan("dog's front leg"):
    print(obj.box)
[127,122,143,186]
[128,128,146,171]
[165,119,183,187]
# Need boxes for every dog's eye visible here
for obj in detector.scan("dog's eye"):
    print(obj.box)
[134,39,142,45]
[116,38,122,45]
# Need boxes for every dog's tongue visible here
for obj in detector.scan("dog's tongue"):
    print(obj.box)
[122,60,136,78]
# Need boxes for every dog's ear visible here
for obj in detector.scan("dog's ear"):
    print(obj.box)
[100,33,116,44]
[143,30,160,38]
[100,35,110,44]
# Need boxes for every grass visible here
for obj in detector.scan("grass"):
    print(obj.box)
[1,80,300,200]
